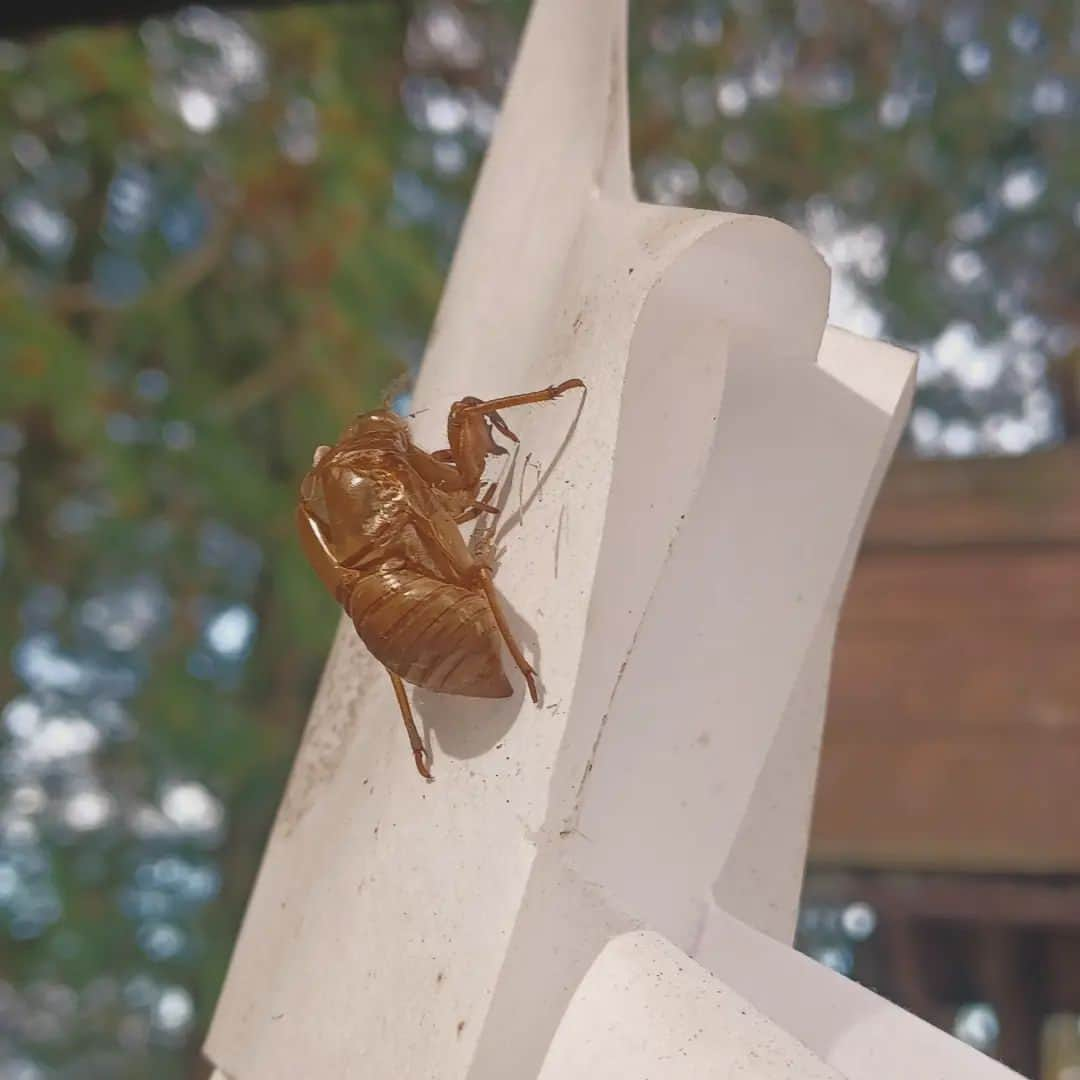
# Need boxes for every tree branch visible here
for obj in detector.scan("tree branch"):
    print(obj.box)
[2,0,410,39]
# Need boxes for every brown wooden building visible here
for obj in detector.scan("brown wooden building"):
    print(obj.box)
[809,441,1080,1078]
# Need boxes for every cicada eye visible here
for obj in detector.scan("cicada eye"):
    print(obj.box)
[312,445,332,467]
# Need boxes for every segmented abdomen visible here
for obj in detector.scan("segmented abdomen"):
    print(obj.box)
[344,567,512,699]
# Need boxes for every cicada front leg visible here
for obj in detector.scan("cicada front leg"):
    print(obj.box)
[444,378,586,490]
[453,379,586,431]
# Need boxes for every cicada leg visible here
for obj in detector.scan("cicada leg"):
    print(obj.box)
[387,669,432,780]
[456,379,585,442]
[475,568,539,704]
[454,482,500,525]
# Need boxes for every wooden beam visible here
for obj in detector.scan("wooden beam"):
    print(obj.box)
[806,872,1080,929]
[864,445,1080,549]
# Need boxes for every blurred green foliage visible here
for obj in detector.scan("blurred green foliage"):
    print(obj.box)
[0,5,445,1077]
[0,1,1077,1077]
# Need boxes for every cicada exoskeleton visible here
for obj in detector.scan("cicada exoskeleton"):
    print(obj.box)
[297,379,584,778]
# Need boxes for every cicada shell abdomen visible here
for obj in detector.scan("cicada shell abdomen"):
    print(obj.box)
[344,566,513,699]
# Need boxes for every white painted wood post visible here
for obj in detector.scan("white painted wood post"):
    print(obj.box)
[205,2,1021,1077]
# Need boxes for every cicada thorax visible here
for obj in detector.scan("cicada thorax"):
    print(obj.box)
[340,563,513,699]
